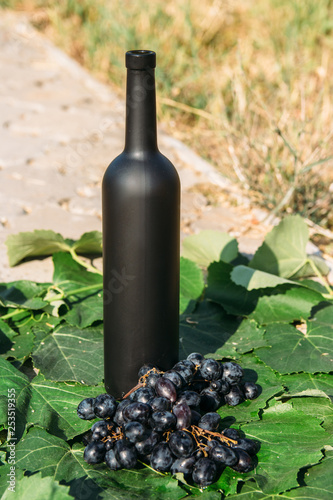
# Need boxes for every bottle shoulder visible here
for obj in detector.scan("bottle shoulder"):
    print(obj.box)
[103,150,180,187]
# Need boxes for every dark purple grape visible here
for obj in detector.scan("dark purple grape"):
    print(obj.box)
[174,360,196,373]
[82,431,93,446]
[199,358,222,381]
[114,439,137,469]
[113,399,131,426]
[105,448,122,470]
[77,398,96,420]
[149,410,176,433]
[243,382,259,400]
[232,449,254,472]
[138,363,156,378]
[186,352,204,365]
[224,385,244,407]
[135,430,160,456]
[163,371,185,390]
[146,372,161,389]
[94,393,117,419]
[149,396,171,412]
[91,420,110,440]
[235,438,260,456]
[190,380,209,393]
[171,456,196,478]
[222,362,244,384]
[210,443,238,466]
[177,390,201,408]
[192,458,217,487]
[84,441,106,464]
[124,421,150,443]
[172,402,192,429]
[222,427,240,440]
[105,439,114,451]
[198,412,221,431]
[168,430,195,458]
[200,388,221,411]
[155,377,177,402]
[150,442,174,472]
[210,379,230,395]
[190,409,201,426]
[130,387,155,404]
[123,402,152,424]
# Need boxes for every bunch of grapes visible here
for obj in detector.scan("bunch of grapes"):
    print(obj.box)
[77,353,260,488]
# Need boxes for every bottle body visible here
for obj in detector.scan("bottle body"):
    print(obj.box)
[102,51,180,398]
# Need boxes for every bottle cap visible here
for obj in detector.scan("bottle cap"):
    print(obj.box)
[126,50,156,70]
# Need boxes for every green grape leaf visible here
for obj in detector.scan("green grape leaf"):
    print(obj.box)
[32,323,104,384]
[231,265,294,290]
[28,375,103,439]
[0,358,102,440]
[1,471,72,500]
[5,230,71,267]
[248,286,324,324]
[211,319,267,357]
[249,215,309,278]
[0,319,16,356]
[179,257,205,314]
[206,261,260,316]
[290,397,333,433]
[255,306,333,374]
[279,372,333,402]
[52,252,103,291]
[0,358,31,440]
[179,300,241,358]
[240,401,328,494]
[0,464,25,497]
[0,281,49,310]
[71,231,102,255]
[182,230,238,267]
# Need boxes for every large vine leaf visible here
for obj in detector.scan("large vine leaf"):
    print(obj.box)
[255,306,333,374]
[0,281,49,310]
[206,261,260,316]
[279,372,333,402]
[182,230,238,267]
[248,285,325,324]
[179,257,205,314]
[28,375,103,439]
[210,319,267,358]
[5,230,102,267]
[1,472,72,500]
[71,231,102,255]
[5,230,72,267]
[52,252,103,291]
[249,215,309,278]
[240,401,328,494]
[0,358,31,440]
[179,300,241,358]
[230,265,294,290]
[0,358,102,440]
[32,323,104,384]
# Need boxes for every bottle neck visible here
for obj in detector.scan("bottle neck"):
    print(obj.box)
[124,67,158,153]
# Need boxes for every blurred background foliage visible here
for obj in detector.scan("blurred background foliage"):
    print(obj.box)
[1,0,333,240]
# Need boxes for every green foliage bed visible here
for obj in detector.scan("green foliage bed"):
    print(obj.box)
[0,215,332,499]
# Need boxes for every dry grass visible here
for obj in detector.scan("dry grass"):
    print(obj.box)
[2,0,333,232]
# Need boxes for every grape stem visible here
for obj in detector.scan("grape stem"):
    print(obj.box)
[122,368,163,399]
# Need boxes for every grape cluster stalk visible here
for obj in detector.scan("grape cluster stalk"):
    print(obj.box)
[77,353,260,488]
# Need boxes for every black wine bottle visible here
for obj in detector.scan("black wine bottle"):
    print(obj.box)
[102,50,180,398]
